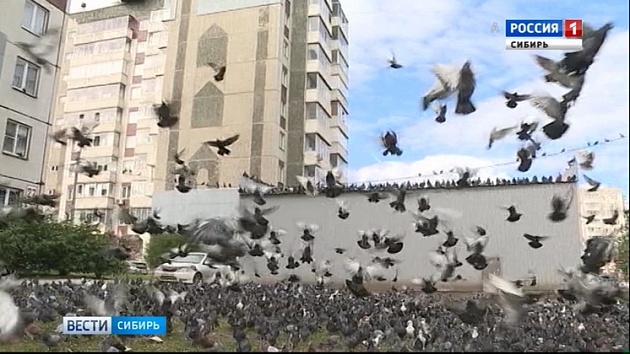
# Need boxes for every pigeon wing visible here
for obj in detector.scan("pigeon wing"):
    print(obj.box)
[432,64,460,90]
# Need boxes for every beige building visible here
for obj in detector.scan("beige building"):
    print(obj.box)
[44,1,175,235]
[579,187,627,240]
[0,0,66,205]
[153,0,350,193]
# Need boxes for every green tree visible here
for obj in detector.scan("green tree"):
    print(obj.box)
[0,220,123,277]
[615,210,629,280]
[145,233,199,269]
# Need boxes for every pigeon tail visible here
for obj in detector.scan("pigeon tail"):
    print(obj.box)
[455,99,476,115]
[394,148,403,156]
[422,96,431,111]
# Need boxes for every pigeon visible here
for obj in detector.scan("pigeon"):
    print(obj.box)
[464,234,489,270]
[153,101,179,128]
[412,276,439,294]
[488,125,517,149]
[488,274,528,327]
[14,28,60,72]
[560,22,614,76]
[240,175,274,206]
[343,258,387,298]
[523,233,549,249]
[577,151,595,170]
[296,175,318,197]
[175,175,192,193]
[602,210,619,225]
[387,51,403,69]
[516,147,533,173]
[207,62,227,81]
[297,222,319,241]
[70,127,94,148]
[548,191,573,222]
[381,131,403,156]
[76,160,101,177]
[442,230,459,248]
[0,276,21,343]
[417,197,431,213]
[204,134,240,156]
[582,214,596,224]
[336,200,350,220]
[357,231,372,250]
[583,174,601,192]
[334,247,346,254]
[411,213,439,237]
[446,299,487,325]
[515,121,539,141]
[455,61,476,115]
[533,55,584,89]
[503,91,530,109]
[50,128,70,145]
[422,64,460,110]
[324,169,344,198]
[529,94,570,140]
[388,185,407,213]
[367,192,388,203]
[432,103,447,123]
[505,206,522,222]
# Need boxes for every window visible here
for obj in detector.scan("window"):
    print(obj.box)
[306,73,318,89]
[282,39,289,59]
[278,160,285,185]
[279,131,286,150]
[94,112,100,122]
[3,120,31,158]
[88,185,96,197]
[284,0,291,18]
[21,0,49,36]
[76,184,84,197]
[125,136,137,149]
[51,165,59,171]
[0,186,22,206]
[304,165,315,177]
[281,85,287,104]
[93,135,101,146]
[331,50,338,63]
[308,44,319,61]
[331,101,339,116]
[121,185,131,199]
[130,207,152,220]
[281,66,288,86]
[12,57,40,96]
[100,183,110,196]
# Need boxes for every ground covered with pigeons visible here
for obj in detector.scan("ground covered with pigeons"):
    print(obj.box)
[0,278,627,352]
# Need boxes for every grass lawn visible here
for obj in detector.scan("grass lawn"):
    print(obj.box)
[1,321,332,352]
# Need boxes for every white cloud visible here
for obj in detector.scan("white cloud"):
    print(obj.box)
[343,1,629,195]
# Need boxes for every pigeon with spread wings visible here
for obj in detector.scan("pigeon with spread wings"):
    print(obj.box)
[239,175,273,206]
[381,131,403,156]
[204,134,240,156]
[153,101,179,128]
[528,93,570,140]
[422,64,460,110]
[207,62,227,82]
[14,28,60,72]
[503,91,530,109]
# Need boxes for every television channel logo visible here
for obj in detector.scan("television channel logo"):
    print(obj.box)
[505,19,583,50]
[62,316,167,336]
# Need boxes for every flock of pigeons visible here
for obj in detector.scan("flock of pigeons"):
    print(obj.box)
[3,3,628,350]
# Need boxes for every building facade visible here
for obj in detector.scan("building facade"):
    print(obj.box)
[0,0,66,205]
[578,187,626,241]
[153,0,350,193]
[43,0,175,234]
[151,181,585,289]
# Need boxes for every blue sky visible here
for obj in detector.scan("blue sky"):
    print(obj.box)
[342,0,630,201]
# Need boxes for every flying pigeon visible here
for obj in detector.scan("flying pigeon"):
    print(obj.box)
[204,134,240,156]
[503,91,530,109]
[455,61,476,115]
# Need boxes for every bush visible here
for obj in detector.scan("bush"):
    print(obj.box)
[145,233,199,269]
[0,220,124,277]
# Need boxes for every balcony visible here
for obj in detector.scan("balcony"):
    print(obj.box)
[70,51,131,67]
[331,63,349,86]
[79,145,120,159]
[75,28,134,45]
[305,118,331,143]
[331,114,348,134]
[330,40,349,65]
[331,89,348,109]
[306,60,331,81]
[92,120,123,134]
[332,16,349,37]
[304,150,328,168]
[77,170,118,184]
[64,96,125,113]
[74,196,115,210]
[330,141,348,159]
[66,73,128,90]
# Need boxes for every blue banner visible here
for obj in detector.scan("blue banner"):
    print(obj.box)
[505,20,564,37]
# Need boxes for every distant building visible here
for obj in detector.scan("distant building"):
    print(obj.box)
[43,1,173,236]
[578,187,626,240]
[153,0,350,193]
[0,0,66,205]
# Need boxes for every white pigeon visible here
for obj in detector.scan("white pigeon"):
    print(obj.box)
[488,125,518,149]
[529,93,567,121]
[422,64,461,110]
[0,276,21,343]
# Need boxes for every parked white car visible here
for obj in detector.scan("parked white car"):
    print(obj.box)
[126,261,149,275]
[153,252,217,284]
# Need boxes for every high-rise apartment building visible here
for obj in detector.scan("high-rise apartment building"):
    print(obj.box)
[153,0,350,193]
[0,0,66,205]
[579,187,627,240]
[43,1,175,234]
